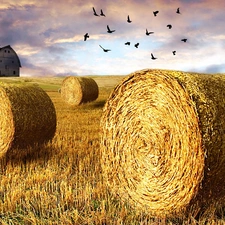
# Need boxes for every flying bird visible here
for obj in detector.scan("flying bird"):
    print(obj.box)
[125,42,131,45]
[84,33,89,41]
[107,25,115,33]
[134,43,139,48]
[99,45,111,52]
[153,11,159,16]
[146,29,154,35]
[92,7,99,16]
[172,51,176,55]
[181,38,187,42]
[167,24,172,29]
[176,8,181,14]
[127,15,132,23]
[151,53,157,60]
[100,9,105,16]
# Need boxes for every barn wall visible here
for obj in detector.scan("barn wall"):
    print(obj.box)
[0,47,20,77]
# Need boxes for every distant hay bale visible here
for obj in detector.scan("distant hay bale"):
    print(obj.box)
[61,76,99,106]
[0,83,56,156]
[100,68,225,217]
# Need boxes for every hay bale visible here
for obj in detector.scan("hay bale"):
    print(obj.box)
[0,83,56,156]
[100,68,225,217]
[61,76,99,106]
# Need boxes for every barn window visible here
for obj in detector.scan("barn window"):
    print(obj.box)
[13,71,16,75]
[8,51,10,53]
[4,50,6,53]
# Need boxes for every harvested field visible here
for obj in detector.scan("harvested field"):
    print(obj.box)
[0,74,225,224]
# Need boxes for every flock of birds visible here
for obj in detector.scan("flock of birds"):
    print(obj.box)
[84,7,187,60]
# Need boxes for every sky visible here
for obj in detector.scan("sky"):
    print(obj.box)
[0,0,225,77]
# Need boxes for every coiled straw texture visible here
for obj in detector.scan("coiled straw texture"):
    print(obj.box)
[0,84,56,156]
[100,69,225,217]
[61,76,99,106]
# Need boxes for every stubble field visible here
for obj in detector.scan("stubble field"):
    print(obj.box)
[0,75,224,225]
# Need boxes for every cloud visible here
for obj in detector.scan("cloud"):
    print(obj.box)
[20,57,56,77]
[55,71,78,77]
[0,0,224,76]
[203,64,225,73]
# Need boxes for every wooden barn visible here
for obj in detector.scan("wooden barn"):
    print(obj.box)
[0,45,21,77]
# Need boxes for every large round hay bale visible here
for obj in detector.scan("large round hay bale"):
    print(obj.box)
[61,76,99,106]
[100,69,225,217]
[0,83,56,156]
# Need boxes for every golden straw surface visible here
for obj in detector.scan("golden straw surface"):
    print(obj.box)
[100,69,225,217]
[61,76,99,106]
[0,88,14,156]
[0,83,56,156]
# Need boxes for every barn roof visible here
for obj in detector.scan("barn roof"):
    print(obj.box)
[0,45,22,67]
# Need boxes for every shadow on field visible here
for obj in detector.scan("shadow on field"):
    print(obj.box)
[92,100,106,108]
[79,100,106,109]
[1,143,57,166]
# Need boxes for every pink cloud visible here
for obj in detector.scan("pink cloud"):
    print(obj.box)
[0,0,224,76]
